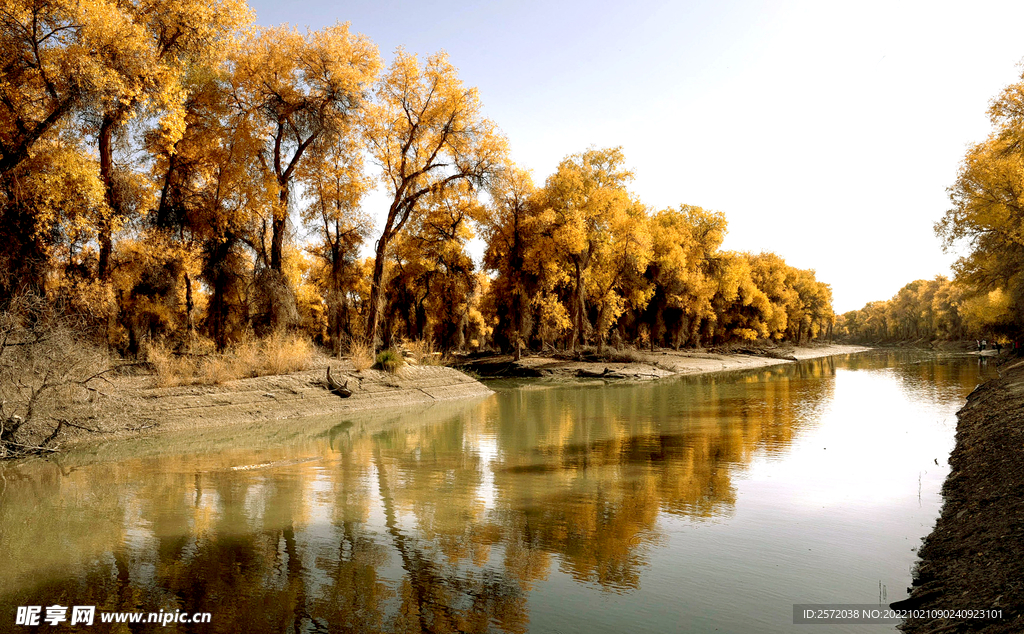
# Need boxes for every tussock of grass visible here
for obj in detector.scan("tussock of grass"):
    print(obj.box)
[374,348,405,374]
[198,356,237,385]
[146,332,313,387]
[146,341,198,388]
[253,333,313,376]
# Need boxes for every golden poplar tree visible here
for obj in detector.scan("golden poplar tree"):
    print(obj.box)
[297,127,372,354]
[481,165,543,358]
[86,0,252,280]
[229,23,380,275]
[361,49,506,349]
[542,147,635,350]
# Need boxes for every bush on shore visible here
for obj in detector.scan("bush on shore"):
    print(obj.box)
[1,296,115,459]
[374,348,404,374]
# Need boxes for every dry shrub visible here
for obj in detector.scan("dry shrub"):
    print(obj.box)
[251,269,300,334]
[349,340,374,371]
[404,339,449,366]
[1,295,116,458]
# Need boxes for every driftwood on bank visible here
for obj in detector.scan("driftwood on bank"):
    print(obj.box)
[325,366,352,398]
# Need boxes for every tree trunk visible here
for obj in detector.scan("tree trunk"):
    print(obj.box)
[571,260,586,351]
[270,185,288,271]
[97,115,117,281]
[415,295,428,341]
[365,231,390,351]
[208,238,233,351]
[512,287,523,361]
[184,272,194,335]
[330,256,343,357]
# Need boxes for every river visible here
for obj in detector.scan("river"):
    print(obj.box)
[0,350,996,632]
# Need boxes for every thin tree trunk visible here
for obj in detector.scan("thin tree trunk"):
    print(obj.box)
[331,256,343,357]
[572,260,586,352]
[365,230,390,351]
[270,185,288,271]
[97,115,117,280]
[184,272,194,335]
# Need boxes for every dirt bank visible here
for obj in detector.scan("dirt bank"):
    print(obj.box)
[54,361,493,449]
[896,358,1024,633]
[460,343,869,381]
[22,344,867,455]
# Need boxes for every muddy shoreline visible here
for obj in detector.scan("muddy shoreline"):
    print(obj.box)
[896,358,1024,633]
[35,343,869,454]
[459,343,869,381]
[55,362,493,448]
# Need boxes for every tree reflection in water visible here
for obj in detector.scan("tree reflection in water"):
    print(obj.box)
[0,352,990,632]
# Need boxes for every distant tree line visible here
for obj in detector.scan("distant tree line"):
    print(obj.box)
[837,276,972,343]
[839,68,1024,346]
[0,0,835,357]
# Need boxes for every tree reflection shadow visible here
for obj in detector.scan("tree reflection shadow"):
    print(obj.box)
[0,352,989,632]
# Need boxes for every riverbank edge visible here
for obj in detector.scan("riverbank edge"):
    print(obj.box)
[459,343,871,382]
[42,343,870,454]
[896,358,1024,633]
[52,363,495,451]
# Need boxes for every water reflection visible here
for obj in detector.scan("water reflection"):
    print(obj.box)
[0,351,993,633]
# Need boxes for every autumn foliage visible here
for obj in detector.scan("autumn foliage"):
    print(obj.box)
[840,69,1024,346]
[0,0,836,360]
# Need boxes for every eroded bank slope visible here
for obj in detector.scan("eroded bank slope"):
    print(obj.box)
[898,358,1024,633]
[67,363,492,447]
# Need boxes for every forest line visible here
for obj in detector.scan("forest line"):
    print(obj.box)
[0,0,837,360]
[838,67,1024,346]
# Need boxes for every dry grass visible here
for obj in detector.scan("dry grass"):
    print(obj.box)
[146,341,198,388]
[348,340,374,371]
[403,339,449,366]
[575,345,649,364]
[601,348,648,364]
[146,332,313,387]
[249,332,312,376]
[198,356,237,385]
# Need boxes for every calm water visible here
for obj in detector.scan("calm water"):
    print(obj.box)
[0,351,996,633]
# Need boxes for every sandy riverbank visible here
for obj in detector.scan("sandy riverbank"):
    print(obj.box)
[895,357,1024,633]
[45,361,493,451]
[459,343,870,381]
[31,343,868,454]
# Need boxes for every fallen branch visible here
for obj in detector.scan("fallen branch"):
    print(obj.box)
[54,418,105,433]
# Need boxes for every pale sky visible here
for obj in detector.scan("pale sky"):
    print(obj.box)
[248,0,1024,313]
